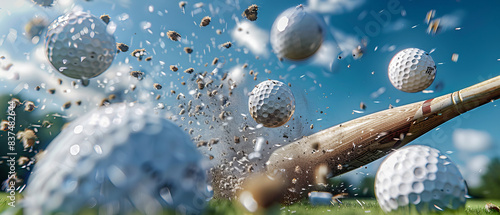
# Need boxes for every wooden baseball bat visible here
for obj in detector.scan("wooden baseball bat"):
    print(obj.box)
[264,75,500,204]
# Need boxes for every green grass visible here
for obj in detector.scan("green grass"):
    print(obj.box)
[1,192,499,214]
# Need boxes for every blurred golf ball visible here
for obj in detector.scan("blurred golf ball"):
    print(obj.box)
[248,80,295,128]
[45,10,116,83]
[375,145,467,213]
[388,48,436,93]
[24,103,211,215]
[270,4,324,61]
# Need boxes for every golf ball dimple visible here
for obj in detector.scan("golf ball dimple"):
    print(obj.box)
[388,48,436,93]
[270,4,324,61]
[375,145,467,213]
[24,103,210,215]
[45,10,116,81]
[248,80,295,128]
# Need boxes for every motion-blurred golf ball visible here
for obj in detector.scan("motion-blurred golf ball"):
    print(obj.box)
[24,103,210,214]
[270,4,324,61]
[45,10,116,82]
[388,48,436,93]
[248,80,295,128]
[375,145,467,213]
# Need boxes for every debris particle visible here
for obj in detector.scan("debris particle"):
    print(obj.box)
[425,10,436,24]
[145,56,152,61]
[216,29,222,35]
[184,68,194,74]
[131,48,147,61]
[221,42,232,49]
[100,14,110,24]
[18,156,29,166]
[451,53,459,62]
[62,101,71,109]
[153,83,162,90]
[167,30,181,41]
[47,88,55,94]
[242,4,258,21]
[130,70,144,80]
[17,129,37,149]
[24,101,36,112]
[155,95,161,100]
[197,141,207,147]
[352,45,364,60]
[200,16,211,27]
[427,19,440,35]
[198,82,205,90]
[184,47,193,54]
[234,136,240,143]
[35,86,40,91]
[360,102,366,110]
[212,57,219,65]
[116,43,129,53]
[486,203,500,213]
[100,99,110,106]
[76,100,82,106]
[170,65,178,72]
[0,120,8,131]
[179,1,187,9]
[310,124,314,129]
[57,79,63,85]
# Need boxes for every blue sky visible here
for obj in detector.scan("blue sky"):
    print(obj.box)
[0,0,499,187]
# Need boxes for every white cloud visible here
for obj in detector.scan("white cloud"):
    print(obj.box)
[308,0,365,14]
[453,128,492,152]
[310,41,340,70]
[463,155,490,187]
[331,29,360,58]
[309,29,360,71]
[436,10,465,32]
[227,65,245,85]
[231,21,269,58]
[383,18,409,33]
[0,44,139,116]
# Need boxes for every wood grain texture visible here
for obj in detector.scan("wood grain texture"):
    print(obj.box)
[265,75,500,204]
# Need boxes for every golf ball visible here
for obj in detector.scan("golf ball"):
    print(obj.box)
[45,10,116,82]
[248,80,295,128]
[270,4,324,61]
[24,103,210,215]
[375,145,467,213]
[388,48,436,93]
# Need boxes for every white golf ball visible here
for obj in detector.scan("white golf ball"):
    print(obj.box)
[24,103,211,215]
[375,145,467,213]
[248,80,295,128]
[388,48,436,93]
[270,4,324,61]
[45,10,116,82]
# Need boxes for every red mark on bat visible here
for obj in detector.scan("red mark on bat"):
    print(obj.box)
[422,99,433,115]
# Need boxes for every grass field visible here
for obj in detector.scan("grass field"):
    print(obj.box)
[1,192,499,214]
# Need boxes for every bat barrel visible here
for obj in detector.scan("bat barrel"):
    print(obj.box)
[454,75,500,113]
[250,75,500,205]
